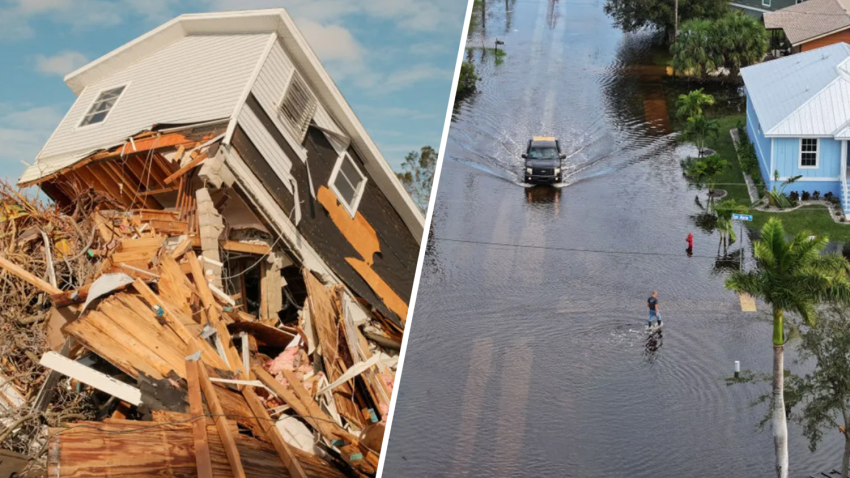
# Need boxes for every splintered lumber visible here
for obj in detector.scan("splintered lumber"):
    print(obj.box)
[252,367,356,446]
[302,271,340,381]
[0,255,62,295]
[243,387,308,478]
[186,358,214,478]
[39,351,142,405]
[46,420,346,477]
[227,321,296,348]
[222,241,271,255]
[195,359,246,478]
[164,152,209,184]
[187,253,243,377]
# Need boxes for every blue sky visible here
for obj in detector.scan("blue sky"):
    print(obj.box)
[0,0,468,183]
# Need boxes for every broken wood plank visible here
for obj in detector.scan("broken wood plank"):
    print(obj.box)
[222,241,271,255]
[39,351,142,405]
[164,152,209,185]
[227,321,296,349]
[171,238,194,259]
[131,279,229,372]
[138,185,180,196]
[242,386,308,478]
[46,419,347,477]
[187,253,243,377]
[0,255,62,295]
[195,360,247,478]
[186,357,215,478]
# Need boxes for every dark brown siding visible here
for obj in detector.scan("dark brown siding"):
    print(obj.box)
[233,94,419,325]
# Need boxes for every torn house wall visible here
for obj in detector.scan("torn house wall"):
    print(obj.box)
[20,34,269,186]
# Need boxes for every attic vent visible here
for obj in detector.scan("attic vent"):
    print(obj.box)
[278,71,317,143]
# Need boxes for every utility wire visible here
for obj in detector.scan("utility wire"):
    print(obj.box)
[433,235,748,260]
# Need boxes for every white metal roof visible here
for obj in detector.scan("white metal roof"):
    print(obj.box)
[20,9,424,240]
[742,43,850,137]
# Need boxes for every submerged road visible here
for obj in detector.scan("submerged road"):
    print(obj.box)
[383,1,843,477]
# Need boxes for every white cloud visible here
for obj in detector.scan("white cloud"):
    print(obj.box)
[355,105,437,120]
[296,20,362,62]
[36,51,89,77]
[0,105,64,182]
[200,0,458,32]
[382,64,452,92]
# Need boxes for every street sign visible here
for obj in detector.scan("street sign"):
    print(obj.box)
[732,213,753,221]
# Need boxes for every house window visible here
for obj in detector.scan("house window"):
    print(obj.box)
[800,138,818,168]
[79,85,126,127]
[763,0,771,6]
[278,71,317,143]
[329,152,367,217]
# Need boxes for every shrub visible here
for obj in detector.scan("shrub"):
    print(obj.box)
[457,61,479,98]
[801,191,810,201]
[825,191,834,200]
[812,190,821,200]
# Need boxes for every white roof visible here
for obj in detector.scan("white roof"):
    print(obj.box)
[742,42,850,137]
[20,9,424,239]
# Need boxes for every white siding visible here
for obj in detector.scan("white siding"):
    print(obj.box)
[250,39,304,160]
[237,103,294,193]
[38,34,270,161]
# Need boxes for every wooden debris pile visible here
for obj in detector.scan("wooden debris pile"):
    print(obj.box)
[0,135,402,476]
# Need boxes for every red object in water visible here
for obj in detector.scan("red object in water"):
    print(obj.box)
[686,233,694,248]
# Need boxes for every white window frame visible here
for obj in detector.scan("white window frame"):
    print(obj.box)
[329,151,367,218]
[76,83,129,129]
[799,138,819,169]
[276,71,317,144]
[762,0,771,6]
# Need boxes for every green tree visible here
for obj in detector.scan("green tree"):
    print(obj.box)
[792,310,850,478]
[712,198,747,255]
[457,61,479,99]
[603,0,727,43]
[683,154,728,206]
[714,12,770,78]
[671,19,718,78]
[683,115,720,157]
[724,218,850,478]
[767,172,802,209]
[396,146,438,213]
[672,12,768,78]
[676,89,715,120]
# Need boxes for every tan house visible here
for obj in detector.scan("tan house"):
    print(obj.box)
[765,0,850,53]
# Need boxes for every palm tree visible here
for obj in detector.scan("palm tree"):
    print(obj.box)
[683,115,720,157]
[676,89,716,120]
[713,198,747,255]
[725,218,850,478]
[671,19,720,78]
[714,11,769,78]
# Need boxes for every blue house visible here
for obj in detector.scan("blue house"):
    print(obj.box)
[742,42,850,213]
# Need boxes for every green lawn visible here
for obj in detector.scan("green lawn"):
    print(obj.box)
[750,207,850,242]
[706,114,751,206]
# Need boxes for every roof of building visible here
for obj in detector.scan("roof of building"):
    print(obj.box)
[19,9,424,238]
[764,0,850,46]
[741,42,850,137]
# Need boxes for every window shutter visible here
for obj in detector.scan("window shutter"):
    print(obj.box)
[279,72,318,142]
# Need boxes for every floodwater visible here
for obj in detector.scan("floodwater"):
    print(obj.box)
[383,1,844,477]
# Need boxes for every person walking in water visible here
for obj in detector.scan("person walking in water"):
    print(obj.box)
[648,291,661,328]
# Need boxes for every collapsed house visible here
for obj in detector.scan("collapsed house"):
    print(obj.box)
[0,8,423,477]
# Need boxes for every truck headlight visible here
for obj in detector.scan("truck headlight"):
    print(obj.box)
[555,168,561,174]
[526,168,533,174]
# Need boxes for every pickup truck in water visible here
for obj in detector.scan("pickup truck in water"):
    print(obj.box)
[522,136,565,184]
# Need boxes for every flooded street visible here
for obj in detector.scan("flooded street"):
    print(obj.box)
[383,0,844,477]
